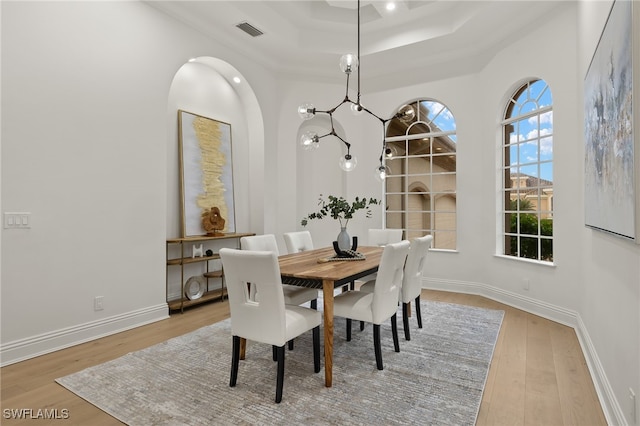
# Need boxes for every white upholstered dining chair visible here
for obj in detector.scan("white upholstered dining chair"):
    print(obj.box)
[240,234,319,309]
[333,240,410,370]
[219,248,321,403]
[356,228,404,289]
[360,235,433,340]
[283,231,314,254]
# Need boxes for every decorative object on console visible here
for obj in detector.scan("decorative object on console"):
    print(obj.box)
[301,194,378,250]
[184,275,206,300]
[297,0,415,181]
[202,206,226,236]
[191,244,203,258]
[178,110,236,237]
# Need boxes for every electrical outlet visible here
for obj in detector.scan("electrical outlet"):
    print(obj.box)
[94,296,104,311]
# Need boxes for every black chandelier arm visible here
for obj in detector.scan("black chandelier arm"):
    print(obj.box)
[314,130,351,153]
[332,132,351,150]
[316,131,334,140]
[345,72,352,100]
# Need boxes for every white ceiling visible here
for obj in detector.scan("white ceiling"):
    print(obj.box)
[147,1,571,90]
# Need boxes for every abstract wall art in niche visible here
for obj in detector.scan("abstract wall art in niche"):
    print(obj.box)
[584,0,640,243]
[178,110,236,237]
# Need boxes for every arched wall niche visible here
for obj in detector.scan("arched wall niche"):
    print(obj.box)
[166,56,264,238]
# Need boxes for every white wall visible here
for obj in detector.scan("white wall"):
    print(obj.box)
[0,1,277,364]
[577,2,640,424]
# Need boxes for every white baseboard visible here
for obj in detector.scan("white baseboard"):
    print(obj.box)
[0,304,169,367]
[424,277,623,426]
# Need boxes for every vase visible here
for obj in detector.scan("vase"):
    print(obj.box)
[337,226,351,251]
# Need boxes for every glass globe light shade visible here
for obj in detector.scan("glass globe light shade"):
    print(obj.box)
[351,103,364,116]
[300,131,319,150]
[375,164,390,182]
[339,154,357,172]
[298,103,315,120]
[339,54,358,74]
[396,104,416,123]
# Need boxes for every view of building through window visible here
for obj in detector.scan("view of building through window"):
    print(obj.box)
[502,79,554,262]
[384,99,457,250]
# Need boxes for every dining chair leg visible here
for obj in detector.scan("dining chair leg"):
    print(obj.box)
[414,296,423,328]
[275,345,285,403]
[312,326,321,373]
[311,299,317,310]
[346,318,352,341]
[391,313,400,352]
[272,346,277,361]
[360,321,365,331]
[373,324,383,370]
[230,335,240,387]
[288,340,294,350]
[402,302,411,341]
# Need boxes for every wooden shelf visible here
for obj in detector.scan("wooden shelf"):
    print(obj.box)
[203,270,223,279]
[167,233,255,244]
[166,232,253,313]
[167,288,226,311]
[166,254,220,266]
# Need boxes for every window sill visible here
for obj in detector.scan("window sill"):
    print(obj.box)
[494,254,556,267]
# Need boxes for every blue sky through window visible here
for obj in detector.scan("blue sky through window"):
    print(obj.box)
[507,80,553,181]
[423,100,457,143]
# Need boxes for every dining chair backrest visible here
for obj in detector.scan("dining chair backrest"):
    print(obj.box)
[400,235,433,304]
[371,240,410,324]
[240,234,280,255]
[283,231,314,254]
[368,228,403,247]
[219,248,288,346]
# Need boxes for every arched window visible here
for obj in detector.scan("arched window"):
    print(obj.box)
[385,99,456,250]
[501,79,553,262]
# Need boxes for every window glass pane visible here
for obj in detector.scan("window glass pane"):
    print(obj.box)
[434,212,456,231]
[386,98,456,250]
[385,194,403,210]
[433,231,456,250]
[386,157,404,176]
[407,158,429,175]
[434,154,456,172]
[408,123,431,135]
[431,174,456,193]
[501,79,553,262]
[519,237,539,260]
[385,175,404,192]
[519,141,539,166]
[519,164,539,179]
[518,213,539,235]
[385,211,403,229]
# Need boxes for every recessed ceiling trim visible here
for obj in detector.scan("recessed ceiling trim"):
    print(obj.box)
[236,21,264,37]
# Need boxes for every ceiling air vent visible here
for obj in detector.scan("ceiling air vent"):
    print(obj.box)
[236,22,264,37]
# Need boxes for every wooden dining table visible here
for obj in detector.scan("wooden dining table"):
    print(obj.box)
[278,245,384,387]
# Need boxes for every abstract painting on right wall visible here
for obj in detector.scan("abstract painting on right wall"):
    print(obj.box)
[584,0,639,242]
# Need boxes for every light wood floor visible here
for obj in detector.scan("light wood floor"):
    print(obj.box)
[1,290,607,425]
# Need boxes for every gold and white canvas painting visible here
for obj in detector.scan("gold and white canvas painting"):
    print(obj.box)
[179,110,236,237]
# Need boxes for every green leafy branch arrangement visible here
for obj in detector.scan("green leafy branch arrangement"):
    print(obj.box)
[301,194,380,228]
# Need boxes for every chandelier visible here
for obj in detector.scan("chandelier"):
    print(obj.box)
[297,0,415,181]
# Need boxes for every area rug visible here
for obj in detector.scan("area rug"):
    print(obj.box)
[56,300,504,425]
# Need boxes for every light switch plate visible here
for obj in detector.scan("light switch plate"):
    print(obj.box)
[4,212,31,229]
